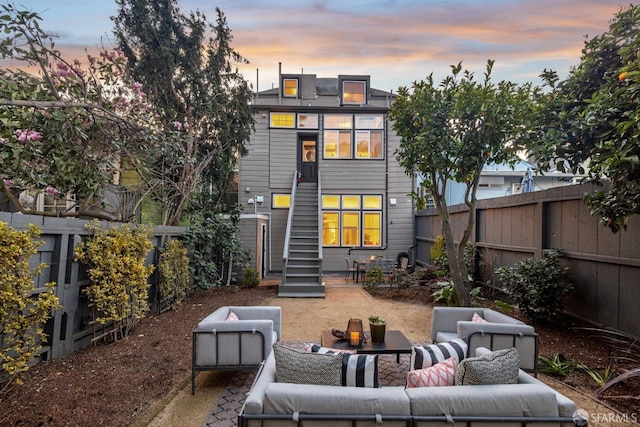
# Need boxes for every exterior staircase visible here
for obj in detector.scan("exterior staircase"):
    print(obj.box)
[279,182,325,297]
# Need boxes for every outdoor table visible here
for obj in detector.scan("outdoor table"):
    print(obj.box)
[320,329,412,363]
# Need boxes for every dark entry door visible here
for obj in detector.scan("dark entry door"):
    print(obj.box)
[299,135,317,182]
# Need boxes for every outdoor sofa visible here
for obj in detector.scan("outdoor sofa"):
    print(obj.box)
[431,306,539,375]
[237,345,580,426]
[191,305,281,394]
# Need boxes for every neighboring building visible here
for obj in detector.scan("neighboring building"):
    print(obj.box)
[237,72,415,296]
[419,160,582,208]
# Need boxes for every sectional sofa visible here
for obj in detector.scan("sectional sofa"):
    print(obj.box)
[238,346,581,427]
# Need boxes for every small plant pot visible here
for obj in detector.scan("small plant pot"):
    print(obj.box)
[369,323,386,343]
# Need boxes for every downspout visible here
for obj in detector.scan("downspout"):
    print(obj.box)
[278,62,282,106]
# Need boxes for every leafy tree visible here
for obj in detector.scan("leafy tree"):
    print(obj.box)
[0,4,156,219]
[390,61,539,306]
[112,0,255,225]
[533,5,640,232]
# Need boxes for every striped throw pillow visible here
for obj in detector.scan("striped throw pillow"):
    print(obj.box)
[410,338,468,370]
[306,344,379,388]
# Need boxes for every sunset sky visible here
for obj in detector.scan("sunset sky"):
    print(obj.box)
[7,0,626,92]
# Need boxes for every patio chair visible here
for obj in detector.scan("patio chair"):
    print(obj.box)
[191,305,281,394]
[345,257,358,282]
[431,306,539,375]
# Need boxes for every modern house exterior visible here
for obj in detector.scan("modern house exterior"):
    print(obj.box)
[237,72,415,297]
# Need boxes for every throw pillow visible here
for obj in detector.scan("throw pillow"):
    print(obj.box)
[455,347,520,385]
[342,353,379,388]
[273,344,343,386]
[305,344,378,387]
[406,356,457,388]
[472,312,488,323]
[303,343,357,354]
[410,338,468,370]
[225,310,239,321]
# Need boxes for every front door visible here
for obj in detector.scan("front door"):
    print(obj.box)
[299,135,317,182]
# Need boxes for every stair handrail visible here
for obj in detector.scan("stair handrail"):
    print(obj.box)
[317,171,323,278]
[282,170,298,283]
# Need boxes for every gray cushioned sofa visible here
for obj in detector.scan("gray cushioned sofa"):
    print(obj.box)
[237,347,580,427]
[192,306,281,394]
[431,306,539,374]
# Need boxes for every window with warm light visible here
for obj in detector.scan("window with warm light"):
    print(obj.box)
[343,81,366,104]
[363,212,381,246]
[270,113,295,128]
[342,212,360,246]
[323,130,352,158]
[322,114,384,159]
[272,194,291,208]
[321,194,382,247]
[322,212,340,246]
[283,78,298,97]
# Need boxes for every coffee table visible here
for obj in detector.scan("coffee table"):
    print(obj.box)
[320,330,412,363]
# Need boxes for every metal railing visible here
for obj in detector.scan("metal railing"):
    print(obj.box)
[281,170,298,284]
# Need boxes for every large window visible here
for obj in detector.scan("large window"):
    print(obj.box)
[323,114,384,159]
[321,194,382,247]
[343,81,366,104]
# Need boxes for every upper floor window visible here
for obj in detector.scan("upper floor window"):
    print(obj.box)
[298,114,318,129]
[323,113,384,159]
[283,78,298,97]
[342,81,366,104]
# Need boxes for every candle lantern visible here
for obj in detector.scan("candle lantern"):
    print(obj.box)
[346,318,364,346]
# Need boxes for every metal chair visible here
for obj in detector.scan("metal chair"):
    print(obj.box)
[345,257,358,281]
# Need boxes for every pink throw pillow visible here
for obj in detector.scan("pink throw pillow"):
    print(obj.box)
[472,312,488,323]
[406,356,457,388]
[226,310,239,321]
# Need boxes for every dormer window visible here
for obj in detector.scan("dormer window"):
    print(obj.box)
[283,78,298,97]
[342,81,366,104]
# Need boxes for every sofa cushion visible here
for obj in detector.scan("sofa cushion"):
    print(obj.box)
[410,338,467,370]
[305,344,378,387]
[273,344,342,386]
[406,383,560,418]
[455,347,519,385]
[263,383,410,417]
[406,356,456,388]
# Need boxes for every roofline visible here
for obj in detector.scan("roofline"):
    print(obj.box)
[251,104,391,113]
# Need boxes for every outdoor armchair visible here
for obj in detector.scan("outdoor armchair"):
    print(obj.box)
[192,305,281,394]
[431,306,539,375]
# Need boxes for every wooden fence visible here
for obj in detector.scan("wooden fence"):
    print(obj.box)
[0,212,186,363]
[415,183,640,338]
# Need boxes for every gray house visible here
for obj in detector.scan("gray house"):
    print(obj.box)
[237,72,415,297]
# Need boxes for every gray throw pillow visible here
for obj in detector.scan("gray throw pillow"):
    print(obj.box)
[273,344,343,385]
[455,348,520,385]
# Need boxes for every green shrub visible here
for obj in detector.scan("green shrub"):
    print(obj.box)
[243,267,260,288]
[495,250,572,323]
[362,266,384,291]
[159,239,190,310]
[182,212,248,289]
[74,221,154,339]
[538,353,576,377]
[0,222,59,393]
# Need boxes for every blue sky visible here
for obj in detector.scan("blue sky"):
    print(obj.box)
[7,0,626,92]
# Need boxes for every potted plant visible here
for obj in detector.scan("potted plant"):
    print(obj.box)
[368,315,386,343]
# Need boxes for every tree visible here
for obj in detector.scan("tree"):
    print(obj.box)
[112,0,255,225]
[0,4,156,219]
[533,5,640,232]
[390,61,539,306]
